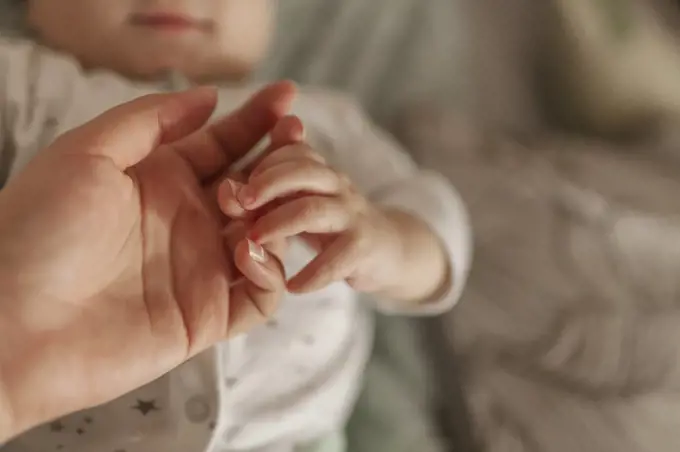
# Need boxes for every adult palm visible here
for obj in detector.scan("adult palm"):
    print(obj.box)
[0,82,295,440]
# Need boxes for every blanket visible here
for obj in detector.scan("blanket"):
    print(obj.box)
[398,109,680,452]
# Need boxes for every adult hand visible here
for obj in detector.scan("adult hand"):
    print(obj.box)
[0,82,295,440]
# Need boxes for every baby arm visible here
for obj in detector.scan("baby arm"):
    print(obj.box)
[219,95,472,314]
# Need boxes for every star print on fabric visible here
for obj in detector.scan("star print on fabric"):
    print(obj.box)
[44,117,59,128]
[84,416,93,424]
[56,445,64,450]
[132,399,159,415]
[209,421,216,431]
[76,428,85,435]
[49,421,65,432]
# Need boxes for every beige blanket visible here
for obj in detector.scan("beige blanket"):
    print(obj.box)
[399,110,680,452]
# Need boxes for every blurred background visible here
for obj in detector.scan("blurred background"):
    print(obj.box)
[4,1,680,451]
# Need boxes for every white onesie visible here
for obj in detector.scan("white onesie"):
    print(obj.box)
[0,38,472,452]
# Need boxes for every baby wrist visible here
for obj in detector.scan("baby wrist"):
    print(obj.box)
[375,208,449,304]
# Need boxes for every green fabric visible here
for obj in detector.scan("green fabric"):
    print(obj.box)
[345,315,445,452]
[595,0,635,41]
[256,0,464,125]
[0,0,24,37]
[293,316,447,452]
[296,432,346,452]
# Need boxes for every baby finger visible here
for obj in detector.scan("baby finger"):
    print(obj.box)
[239,162,342,210]
[287,234,361,293]
[249,196,352,244]
[249,142,325,178]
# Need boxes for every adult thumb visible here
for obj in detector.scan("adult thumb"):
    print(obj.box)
[54,86,218,170]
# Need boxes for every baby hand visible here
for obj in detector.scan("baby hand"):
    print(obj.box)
[218,117,404,294]
[217,117,305,335]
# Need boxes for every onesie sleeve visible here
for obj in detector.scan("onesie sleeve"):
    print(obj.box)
[0,38,75,184]
[303,93,472,316]
[0,37,152,184]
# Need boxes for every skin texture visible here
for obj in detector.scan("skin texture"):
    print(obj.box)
[0,1,453,440]
[219,117,451,304]
[0,82,297,441]
[27,0,274,81]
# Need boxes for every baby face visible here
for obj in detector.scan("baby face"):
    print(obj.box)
[28,0,274,81]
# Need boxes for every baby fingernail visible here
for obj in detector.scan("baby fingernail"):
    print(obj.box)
[226,179,246,200]
[247,239,268,264]
[237,187,255,208]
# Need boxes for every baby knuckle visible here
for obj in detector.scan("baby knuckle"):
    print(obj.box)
[346,227,366,248]
[336,172,353,188]
[344,191,369,215]
[343,243,367,271]
[357,223,378,249]
[298,144,324,159]
[297,159,325,174]
[286,142,313,157]
[297,197,326,217]
[256,153,279,169]
[293,147,327,166]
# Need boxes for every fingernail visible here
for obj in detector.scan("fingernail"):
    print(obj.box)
[226,179,242,198]
[247,239,268,264]
[237,187,255,209]
[294,120,306,141]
